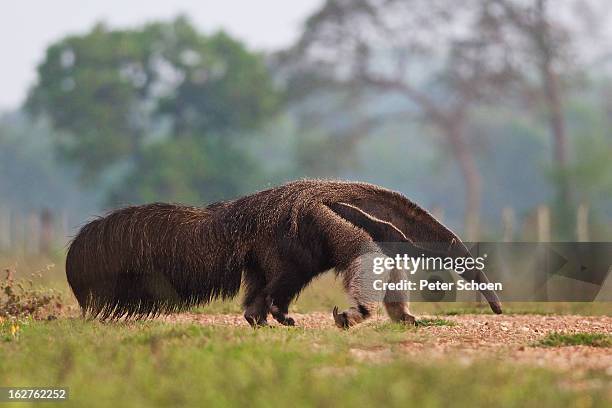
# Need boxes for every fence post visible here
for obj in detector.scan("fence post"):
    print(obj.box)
[28,212,40,254]
[501,207,515,242]
[537,205,550,242]
[0,207,10,251]
[60,210,70,247]
[535,205,550,301]
[40,208,54,254]
[12,212,23,253]
[576,203,589,242]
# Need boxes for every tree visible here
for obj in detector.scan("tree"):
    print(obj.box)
[0,113,97,216]
[477,0,612,236]
[27,17,279,204]
[284,0,515,239]
[107,136,262,205]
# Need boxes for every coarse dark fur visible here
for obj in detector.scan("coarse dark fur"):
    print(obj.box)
[66,179,502,327]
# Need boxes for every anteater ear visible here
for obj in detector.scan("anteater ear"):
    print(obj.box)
[327,202,410,243]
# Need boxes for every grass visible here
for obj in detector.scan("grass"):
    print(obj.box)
[0,254,611,407]
[372,318,456,334]
[415,318,457,327]
[0,319,610,408]
[536,332,611,348]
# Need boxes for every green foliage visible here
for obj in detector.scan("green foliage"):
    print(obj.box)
[537,332,611,348]
[27,17,279,204]
[157,29,278,135]
[108,136,262,205]
[27,23,156,177]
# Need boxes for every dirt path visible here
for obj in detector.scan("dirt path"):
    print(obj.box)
[163,313,612,374]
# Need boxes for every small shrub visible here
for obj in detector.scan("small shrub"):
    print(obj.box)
[1,268,64,320]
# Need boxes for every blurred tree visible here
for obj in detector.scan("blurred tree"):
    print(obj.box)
[107,136,262,205]
[0,112,99,220]
[283,0,517,239]
[27,17,279,204]
[477,0,612,237]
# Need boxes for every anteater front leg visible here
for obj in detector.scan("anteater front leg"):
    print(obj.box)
[308,204,381,329]
[383,302,415,325]
[332,255,378,329]
[335,259,416,327]
[264,270,309,326]
[383,268,416,325]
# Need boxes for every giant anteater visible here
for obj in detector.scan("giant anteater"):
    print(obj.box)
[66,179,502,327]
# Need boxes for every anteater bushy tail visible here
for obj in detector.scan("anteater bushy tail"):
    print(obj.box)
[66,203,242,320]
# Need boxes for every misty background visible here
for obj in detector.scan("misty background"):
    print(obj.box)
[2,0,612,250]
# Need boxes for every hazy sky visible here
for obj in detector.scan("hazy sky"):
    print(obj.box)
[0,0,323,111]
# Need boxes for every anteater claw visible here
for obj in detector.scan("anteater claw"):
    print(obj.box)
[332,306,349,329]
[245,315,268,328]
[400,313,416,326]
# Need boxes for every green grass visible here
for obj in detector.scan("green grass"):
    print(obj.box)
[415,318,457,327]
[0,319,610,408]
[372,318,456,333]
[1,254,611,407]
[536,332,611,348]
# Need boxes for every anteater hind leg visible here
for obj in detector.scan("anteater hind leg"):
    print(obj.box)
[267,295,295,326]
[267,273,314,326]
[383,302,415,325]
[264,270,309,326]
[383,268,416,325]
[242,269,270,327]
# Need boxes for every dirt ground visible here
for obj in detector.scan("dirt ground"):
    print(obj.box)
[163,312,612,374]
